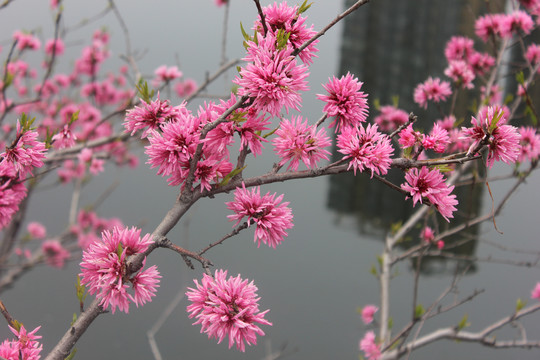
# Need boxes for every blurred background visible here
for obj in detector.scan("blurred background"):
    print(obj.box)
[0,0,539,359]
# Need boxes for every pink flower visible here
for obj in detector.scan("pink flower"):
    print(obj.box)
[444,60,475,89]
[337,124,394,177]
[174,79,197,97]
[1,120,47,178]
[361,305,378,324]
[444,36,474,62]
[226,183,293,248]
[0,325,43,360]
[461,106,521,168]
[42,239,70,268]
[401,167,458,221]
[531,282,540,300]
[359,331,381,360]
[475,14,504,42]
[79,226,161,314]
[317,72,369,132]
[0,162,27,229]
[234,32,309,117]
[468,51,495,76]
[51,124,77,149]
[422,123,450,153]
[214,0,228,6]
[518,127,540,162]
[421,226,435,243]
[373,105,409,132]
[526,43,540,69]
[398,124,422,149]
[44,38,65,56]
[13,30,41,51]
[152,65,183,87]
[272,116,331,171]
[27,222,46,239]
[254,1,319,65]
[124,96,183,138]
[499,10,534,38]
[413,77,452,109]
[186,269,272,352]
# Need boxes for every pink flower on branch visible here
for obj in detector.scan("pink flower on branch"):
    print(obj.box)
[226,183,293,249]
[361,305,378,325]
[317,72,369,132]
[186,269,272,352]
[413,77,452,109]
[336,124,394,177]
[401,166,458,221]
[124,96,184,138]
[359,331,381,360]
[42,239,70,268]
[234,32,309,117]
[272,115,331,171]
[79,226,161,314]
[0,325,43,360]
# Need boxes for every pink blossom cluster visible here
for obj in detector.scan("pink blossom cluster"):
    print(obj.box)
[272,115,331,171]
[80,226,161,314]
[401,167,458,221]
[70,209,124,250]
[361,305,378,325]
[253,1,319,65]
[186,269,272,352]
[226,183,293,248]
[42,239,71,268]
[0,325,42,360]
[475,10,534,42]
[373,105,409,132]
[413,77,452,109]
[461,106,521,168]
[359,331,381,360]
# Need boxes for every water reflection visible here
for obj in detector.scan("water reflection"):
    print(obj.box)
[325,0,509,275]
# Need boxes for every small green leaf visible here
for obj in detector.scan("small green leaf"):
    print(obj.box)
[391,95,400,108]
[11,319,22,332]
[71,313,78,326]
[240,22,251,42]
[135,80,155,103]
[376,255,383,268]
[515,71,525,85]
[297,0,313,15]
[434,164,453,173]
[219,165,247,186]
[388,317,393,329]
[373,98,381,111]
[414,304,425,319]
[457,313,470,331]
[370,264,378,277]
[516,298,526,312]
[65,348,77,360]
[525,105,538,126]
[69,110,80,125]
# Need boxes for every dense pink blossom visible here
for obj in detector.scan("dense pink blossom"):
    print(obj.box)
[235,32,309,117]
[518,127,540,162]
[226,183,293,248]
[532,282,540,299]
[461,106,521,168]
[272,116,331,171]
[42,239,70,268]
[254,1,319,65]
[398,124,422,149]
[186,269,272,352]
[13,30,41,51]
[51,124,77,149]
[27,222,46,239]
[444,36,474,62]
[475,14,504,42]
[361,305,378,325]
[444,60,475,89]
[0,325,42,360]
[44,38,65,56]
[413,77,452,109]
[337,124,394,177]
[422,123,449,153]
[1,121,47,178]
[124,97,183,138]
[0,163,27,229]
[373,105,409,132]
[499,10,534,38]
[468,51,495,76]
[317,72,369,132]
[526,43,540,69]
[401,167,458,221]
[79,226,161,314]
[359,331,381,360]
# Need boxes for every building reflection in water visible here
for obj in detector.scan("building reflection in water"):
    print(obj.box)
[326,0,507,275]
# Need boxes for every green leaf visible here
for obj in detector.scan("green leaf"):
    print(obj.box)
[515,71,525,85]
[391,95,400,108]
[240,22,251,42]
[373,98,381,111]
[297,0,313,15]
[65,348,77,360]
[525,104,538,126]
[135,80,155,103]
[516,298,526,312]
[370,264,378,277]
[434,164,453,173]
[414,304,425,319]
[75,276,87,304]
[488,108,504,133]
[388,317,393,330]
[457,313,470,331]
[219,165,247,186]
[69,110,80,125]
[71,313,78,326]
